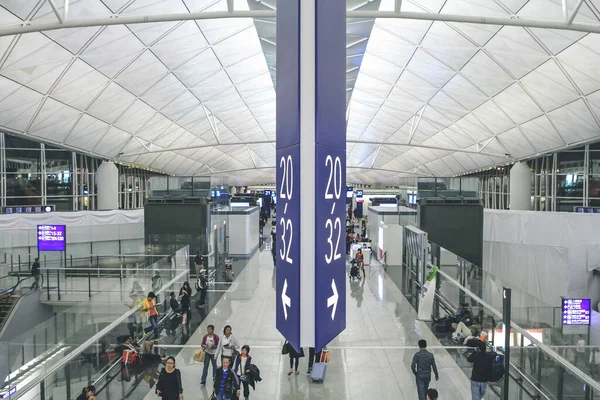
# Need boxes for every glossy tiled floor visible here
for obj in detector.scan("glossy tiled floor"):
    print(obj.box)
[142,242,473,400]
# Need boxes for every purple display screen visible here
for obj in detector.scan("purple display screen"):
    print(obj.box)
[562,298,591,325]
[37,225,66,252]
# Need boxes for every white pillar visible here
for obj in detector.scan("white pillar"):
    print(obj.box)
[509,162,532,210]
[96,161,119,210]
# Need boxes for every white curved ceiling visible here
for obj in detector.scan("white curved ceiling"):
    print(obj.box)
[0,0,600,184]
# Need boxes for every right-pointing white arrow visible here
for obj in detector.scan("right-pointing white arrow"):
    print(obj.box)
[282,279,291,320]
[327,279,339,320]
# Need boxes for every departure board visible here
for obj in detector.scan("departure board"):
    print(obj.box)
[37,225,66,252]
[562,298,591,325]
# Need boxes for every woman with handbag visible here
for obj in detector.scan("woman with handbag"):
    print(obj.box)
[156,356,183,400]
[234,345,252,400]
[217,325,239,365]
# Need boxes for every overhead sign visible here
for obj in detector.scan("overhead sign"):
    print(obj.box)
[314,0,347,352]
[276,0,346,353]
[275,0,302,352]
[356,190,363,198]
[37,225,66,252]
[562,298,591,325]
[264,190,272,197]
[2,205,54,214]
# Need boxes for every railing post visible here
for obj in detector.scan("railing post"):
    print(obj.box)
[18,254,21,272]
[502,287,512,400]
[88,268,91,299]
[33,334,36,358]
[57,269,61,301]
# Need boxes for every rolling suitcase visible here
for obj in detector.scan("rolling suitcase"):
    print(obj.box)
[311,362,327,383]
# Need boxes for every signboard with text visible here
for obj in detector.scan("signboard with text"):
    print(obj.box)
[37,224,66,252]
[315,146,347,351]
[562,298,591,325]
[314,0,347,352]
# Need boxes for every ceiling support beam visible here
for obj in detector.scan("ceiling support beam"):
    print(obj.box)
[394,0,402,14]
[246,145,257,169]
[568,0,585,25]
[63,0,69,21]
[226,0,234,14]
[407,105,425,145]
[562,0,569,21]
[348,140,511,159]
[4,9,600,37]
[345,10,600,35]
[120,139,511,159]
[46,0,64,24]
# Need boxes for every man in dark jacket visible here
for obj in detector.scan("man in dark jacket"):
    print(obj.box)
[411,340,439,400]
[30,257,40,290]
[213,357,240,400]
[467,342,493,400]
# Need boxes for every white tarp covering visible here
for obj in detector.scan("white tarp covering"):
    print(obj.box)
[483,210,600,326]
[0,209,144,231]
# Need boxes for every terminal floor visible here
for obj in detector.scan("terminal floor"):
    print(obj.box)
[113,239,473,400]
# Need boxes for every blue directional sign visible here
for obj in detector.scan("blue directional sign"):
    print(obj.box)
[314,0,347,352]
[562,298,591,325]
[275,0,301,352]
[275,0,346,353]
[315,146,347,351]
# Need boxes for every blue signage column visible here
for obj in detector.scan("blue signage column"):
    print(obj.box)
[276,0,346,352]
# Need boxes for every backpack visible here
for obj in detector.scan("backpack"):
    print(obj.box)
[488,351,505,382]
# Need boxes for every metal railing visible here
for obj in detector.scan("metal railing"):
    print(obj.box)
[8,268,189,400]
[436,266,600,397]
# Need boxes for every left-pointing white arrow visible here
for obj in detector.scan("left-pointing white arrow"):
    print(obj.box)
[327,279,339,321]
[282,279,291,320]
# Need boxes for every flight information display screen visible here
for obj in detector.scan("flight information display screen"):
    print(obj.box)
[562,298,591,325]
[37,225,66,252]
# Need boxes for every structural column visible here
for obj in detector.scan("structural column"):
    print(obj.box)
[275,0,347,352]
[96,161,119,210]
[509,161,532,210]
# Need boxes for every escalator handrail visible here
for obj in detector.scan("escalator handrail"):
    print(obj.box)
[435,265,600,394]
[9,269,189,400]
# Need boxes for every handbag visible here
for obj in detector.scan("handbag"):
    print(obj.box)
[281,341,289,355]
[194,349,206,363]
[320,349,331,363]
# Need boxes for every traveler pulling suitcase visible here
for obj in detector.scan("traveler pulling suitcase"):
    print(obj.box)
[311,362,327,383]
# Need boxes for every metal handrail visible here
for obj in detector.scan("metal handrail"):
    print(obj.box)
[436,266,600,394]
[9,269,189,400]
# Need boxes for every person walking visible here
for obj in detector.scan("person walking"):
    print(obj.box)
[201,325,220,385]
[213,357,240,400]
[196,269,208,308]
[411,339,439,400]
[285,342,304,376]
[142,292,159,339]
[575,334,586,367]
[30,257,41,290]
[307,347,322,374]
[194,251,204,276]
[217,325,238,364]
[234,345,252,400]
[467,342,493,400]
[179,282,192,324]
[155,356,183,400]
[75,385,95,400]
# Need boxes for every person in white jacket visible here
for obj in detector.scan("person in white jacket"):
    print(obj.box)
[589,348,600,377]
[217,325,239,365]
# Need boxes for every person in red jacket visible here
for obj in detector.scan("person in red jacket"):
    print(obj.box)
[201,325,220,385]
